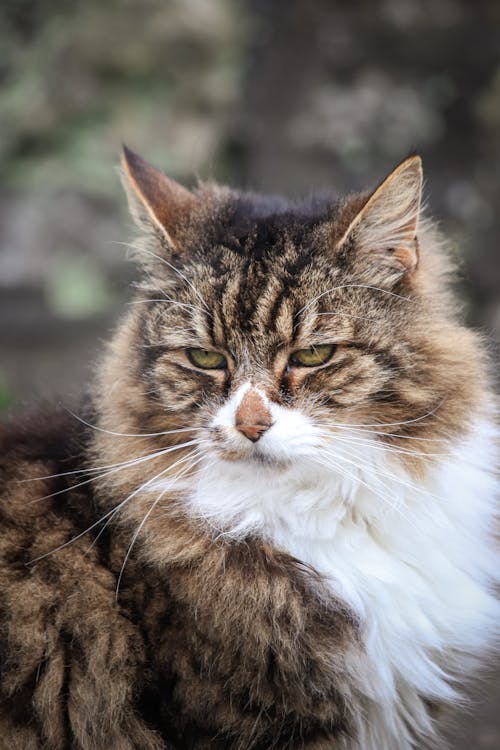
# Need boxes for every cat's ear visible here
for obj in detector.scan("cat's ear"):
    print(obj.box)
[121,145,197,249]
[337,156,423,283]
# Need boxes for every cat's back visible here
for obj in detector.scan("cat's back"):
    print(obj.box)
[0,406,93,537]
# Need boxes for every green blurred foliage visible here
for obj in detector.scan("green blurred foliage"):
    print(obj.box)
[0,0,248,194]
[0,374,16,414]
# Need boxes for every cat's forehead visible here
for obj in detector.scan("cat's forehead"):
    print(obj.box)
[179,191,360,302]
[194,188,359,256]
[153,253,359,359]
[142,186,417,354]
[183,235,338,340]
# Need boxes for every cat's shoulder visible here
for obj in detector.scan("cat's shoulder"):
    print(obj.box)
[0,403,90,472]
[0,406,90,515]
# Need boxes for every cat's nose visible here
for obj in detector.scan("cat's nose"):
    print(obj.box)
[234,387,273,443]
[235,422,272,443]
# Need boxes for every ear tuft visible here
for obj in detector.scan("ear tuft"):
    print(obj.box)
[121,145,197,248]
[338,155,423,279]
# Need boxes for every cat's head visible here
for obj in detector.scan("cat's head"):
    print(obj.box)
[93,148,485,543]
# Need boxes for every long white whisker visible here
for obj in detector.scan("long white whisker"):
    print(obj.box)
[112,241,211,314]
[321,431,450,460]
[86,450,203,556]
[349,429,448,443]
[316,445,434,506]
[315,441,449,519]
[312,452,416,528]
[30,450,201,565]
[128,298,206,317]
[28,504,126,565]
[115,453,206,598]
[20,443,198,484]
[326,402,444,431]
[28,440,199,502]
[63,408,201,439]
[315,311,377,322]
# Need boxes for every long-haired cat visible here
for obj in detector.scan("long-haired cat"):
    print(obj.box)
[0,147,498,750]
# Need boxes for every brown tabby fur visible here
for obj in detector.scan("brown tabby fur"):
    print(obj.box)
[0,149,489,749]
[0,411,359,749]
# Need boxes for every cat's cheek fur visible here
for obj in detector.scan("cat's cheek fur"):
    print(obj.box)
[185,414,500,750]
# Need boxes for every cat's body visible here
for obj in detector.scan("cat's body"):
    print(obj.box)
[0,149,498,749]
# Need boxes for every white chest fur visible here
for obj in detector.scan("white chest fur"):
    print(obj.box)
[184,407,499,749]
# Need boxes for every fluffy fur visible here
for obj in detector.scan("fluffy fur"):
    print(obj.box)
[0,149,498,749]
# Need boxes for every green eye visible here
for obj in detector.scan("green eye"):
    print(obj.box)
[289,344,336,367]
[187,348,228,370]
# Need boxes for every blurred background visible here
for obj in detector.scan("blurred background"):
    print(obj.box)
[0,0,499,743]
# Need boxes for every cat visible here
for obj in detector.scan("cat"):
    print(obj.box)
[0,146,498,750]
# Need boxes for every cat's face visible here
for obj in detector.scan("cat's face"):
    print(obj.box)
[139,229,429,469]
[93,149,483,543]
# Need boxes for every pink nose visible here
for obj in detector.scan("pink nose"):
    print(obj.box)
[234,388,273,443]
[235,422,272,443]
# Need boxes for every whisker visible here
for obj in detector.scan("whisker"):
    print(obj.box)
[115,453,206,598]
[350,430,448,443]
[320,432,450,460]
[128,298,207,317]
[27,440,199,503]
[29,450,201,565]
[315,442,449,512]
[112,241,211,315]
[315,311,377,323]
[85,450,203,557]
[327,401,444,431]
[295,283,414,319]
[312,451,417,528]
[317,446,423,500]
[63,408,201,439]
[19,444,195,484]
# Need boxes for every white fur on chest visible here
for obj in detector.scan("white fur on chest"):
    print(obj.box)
[185,414,499,748]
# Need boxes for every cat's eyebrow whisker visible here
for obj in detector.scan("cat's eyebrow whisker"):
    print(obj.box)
[112,241,211,315]
[296,283,415,319]
[128,298,206,317]
[155,288,214,322]
[315,311,378,323]
[27,440,199,503]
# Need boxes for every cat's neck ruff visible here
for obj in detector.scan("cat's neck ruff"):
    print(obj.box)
[184,416,499,750]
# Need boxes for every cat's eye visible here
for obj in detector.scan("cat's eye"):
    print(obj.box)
[187,348,228,370]
[289,344,336,367]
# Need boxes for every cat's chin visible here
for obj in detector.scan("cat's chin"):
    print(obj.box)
[212,446,293,469]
